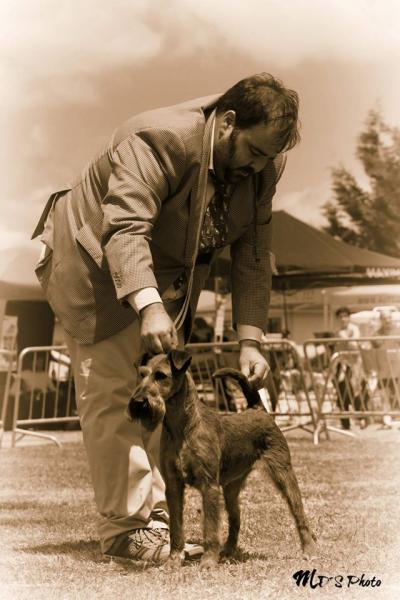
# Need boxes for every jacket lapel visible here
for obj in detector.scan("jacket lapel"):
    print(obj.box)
[184,108,216,268]
[173,107,216,330]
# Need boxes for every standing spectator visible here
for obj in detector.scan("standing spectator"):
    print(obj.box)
[372,309,400,428]
[334,307,364,430]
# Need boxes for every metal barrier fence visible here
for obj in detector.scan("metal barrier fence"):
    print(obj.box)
[187,339,318,436]
[6,337,400,448]
[0,348,16,448]
[4,340,319,447]
[9,345,78,447]
[303,336,400,443]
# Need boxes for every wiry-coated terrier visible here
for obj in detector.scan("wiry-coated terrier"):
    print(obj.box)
[128,350,317,569]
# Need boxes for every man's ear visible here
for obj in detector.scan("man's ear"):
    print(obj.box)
[168,349,192,373]
[219,110,236,137]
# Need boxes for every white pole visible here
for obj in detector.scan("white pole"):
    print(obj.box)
[322,288,329,331]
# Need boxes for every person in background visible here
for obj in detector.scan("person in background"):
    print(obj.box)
[372,309,400,428]
[334,306,365,430]
[189,317,214,343]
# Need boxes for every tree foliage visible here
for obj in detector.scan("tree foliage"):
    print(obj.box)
[323,110,400,257]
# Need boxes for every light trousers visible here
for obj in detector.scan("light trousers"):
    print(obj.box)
[64,320,170,553]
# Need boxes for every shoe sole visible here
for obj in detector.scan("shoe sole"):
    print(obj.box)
[105,546,204,564]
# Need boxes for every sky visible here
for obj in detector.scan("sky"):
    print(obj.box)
[1,0,400,251]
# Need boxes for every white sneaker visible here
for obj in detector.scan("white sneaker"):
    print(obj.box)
[105,528,203,563]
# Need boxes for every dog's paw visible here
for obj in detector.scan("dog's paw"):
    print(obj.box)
[220,545,241,563]
[199,554,219,570]
[161,552,184,571]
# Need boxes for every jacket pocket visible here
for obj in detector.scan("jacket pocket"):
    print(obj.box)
[75,222,104,269]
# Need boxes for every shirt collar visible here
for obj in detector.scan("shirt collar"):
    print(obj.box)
[209,115,216,172]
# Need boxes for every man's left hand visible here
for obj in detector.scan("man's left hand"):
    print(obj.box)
[239,340,269,389]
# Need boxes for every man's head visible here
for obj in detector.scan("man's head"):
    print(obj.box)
[335,306,351,328]
[379,310,394,334]
[213,73,300,183]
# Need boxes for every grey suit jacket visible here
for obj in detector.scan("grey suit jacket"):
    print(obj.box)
[33,95,284,344]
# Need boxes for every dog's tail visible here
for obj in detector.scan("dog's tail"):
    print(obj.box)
[212,367,261,409]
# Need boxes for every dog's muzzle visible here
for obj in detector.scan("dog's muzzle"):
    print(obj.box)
[127,393,166,431]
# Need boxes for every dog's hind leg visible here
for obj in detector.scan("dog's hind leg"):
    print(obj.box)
[262,447,317,559]
[221,476,247,558]
[199,481,221,569]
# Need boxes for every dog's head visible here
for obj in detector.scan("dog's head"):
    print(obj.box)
[127,350,192,430]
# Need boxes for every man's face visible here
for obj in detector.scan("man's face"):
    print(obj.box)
[380,311,393,333]
[338,313,350,328]
[213,113,284,183]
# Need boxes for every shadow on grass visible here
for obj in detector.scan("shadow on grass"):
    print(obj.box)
[19,540,273,571]
[219,548,271,564]
[19,540,163,572]
[0,500,48,511]
[20,539,100,559]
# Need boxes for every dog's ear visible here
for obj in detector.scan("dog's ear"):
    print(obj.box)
[139,352,152,366]
[169,349,192,373]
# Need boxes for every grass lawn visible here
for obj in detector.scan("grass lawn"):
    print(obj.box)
[0,426,399,600]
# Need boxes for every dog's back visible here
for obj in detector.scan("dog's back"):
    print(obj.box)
[211,369,290,485]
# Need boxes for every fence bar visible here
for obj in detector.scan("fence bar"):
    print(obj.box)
[0,349,16,448]
[11,345,78,448]
[303,336,400,444]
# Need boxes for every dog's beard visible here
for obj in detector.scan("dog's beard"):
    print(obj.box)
[128,397,166,431]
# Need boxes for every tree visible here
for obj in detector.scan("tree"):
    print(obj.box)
[323,109,400,257]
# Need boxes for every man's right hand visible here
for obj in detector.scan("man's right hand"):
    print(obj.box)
[139,303,178,354]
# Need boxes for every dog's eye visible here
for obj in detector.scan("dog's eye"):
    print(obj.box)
[154,371,168,381]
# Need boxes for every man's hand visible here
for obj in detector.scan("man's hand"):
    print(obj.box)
[239,340,269,389]
[140,303,178,354]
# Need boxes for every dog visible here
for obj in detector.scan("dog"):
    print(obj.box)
[128,350,317,569]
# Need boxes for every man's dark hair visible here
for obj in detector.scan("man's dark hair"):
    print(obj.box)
[216,73,300,151]
[335,306,351,318]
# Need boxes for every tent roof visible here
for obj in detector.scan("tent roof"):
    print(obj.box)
[327,284,400,310]
[329,284,400,298]
[272,211,400,274]
[213,210,400,289]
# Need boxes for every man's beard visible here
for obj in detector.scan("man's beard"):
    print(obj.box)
[223,128,254,183]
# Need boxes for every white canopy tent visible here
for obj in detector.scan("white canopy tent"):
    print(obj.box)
[327,284,400,310]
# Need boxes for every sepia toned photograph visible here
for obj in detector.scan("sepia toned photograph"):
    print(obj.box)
[1,1,400,598]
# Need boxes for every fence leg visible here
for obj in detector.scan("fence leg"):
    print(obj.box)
[324,425,356,439]
[13,427,62,448]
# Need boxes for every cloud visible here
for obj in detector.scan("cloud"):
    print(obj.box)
[276,184,330,228]
[3,0,399,111]
[170,0,400,67]
[1,0,162,110]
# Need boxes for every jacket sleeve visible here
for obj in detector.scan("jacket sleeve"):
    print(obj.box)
[230,155,286,333]
[101,129,186,300]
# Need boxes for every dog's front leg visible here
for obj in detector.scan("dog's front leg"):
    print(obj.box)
[164,466,185,568]
[199,481,220,569]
